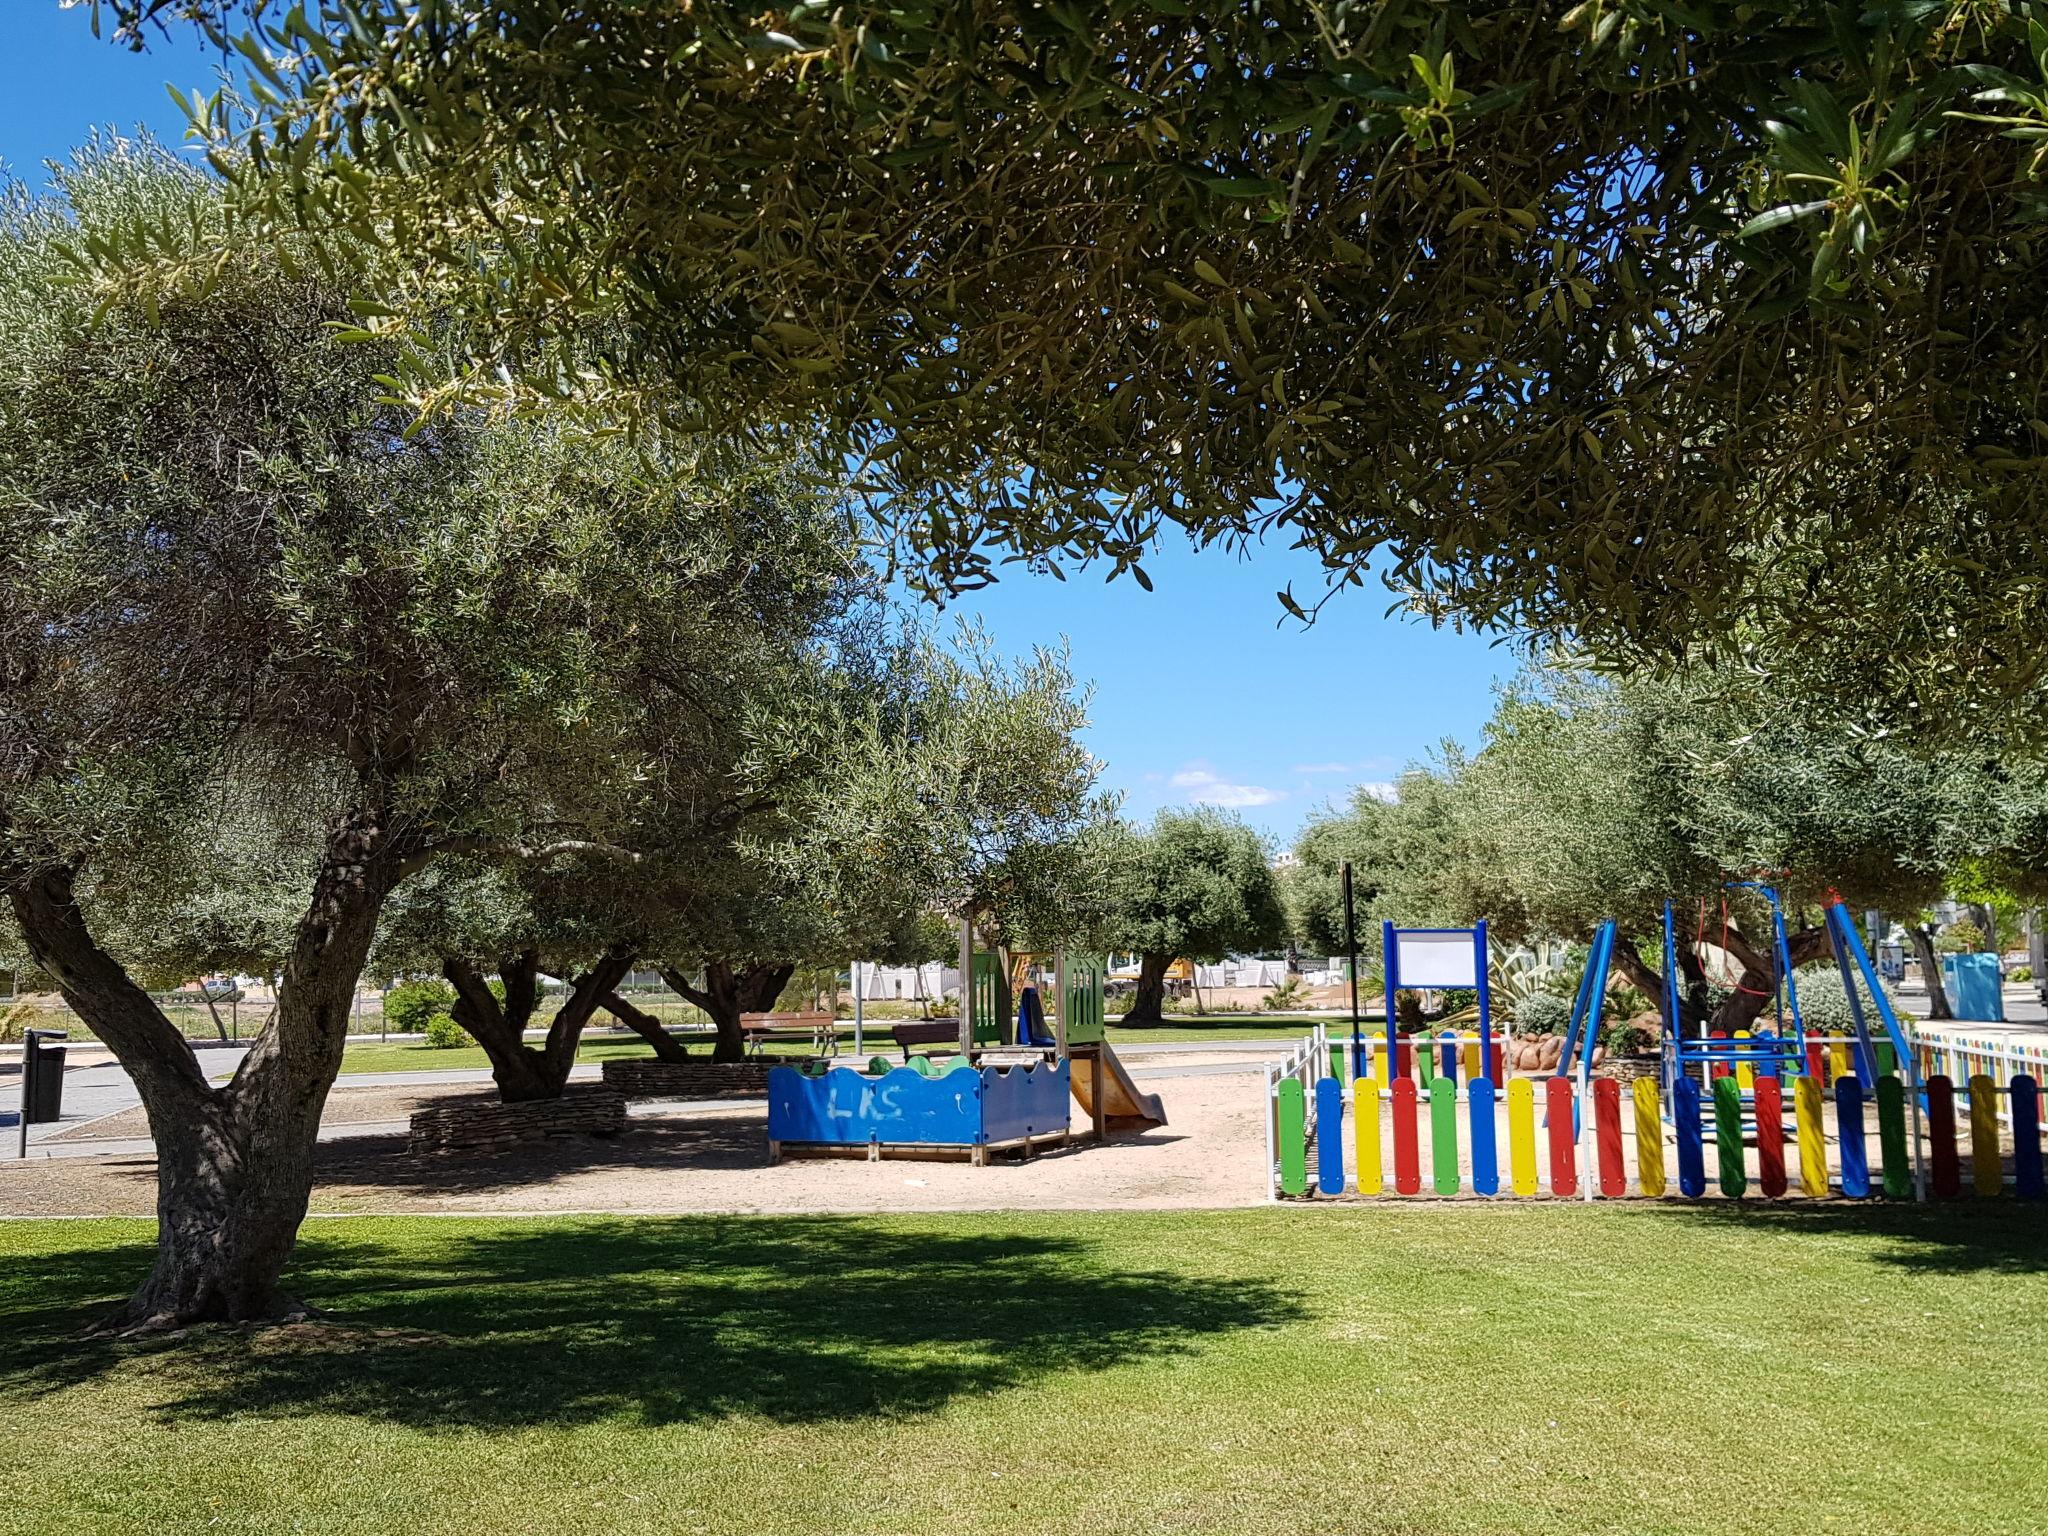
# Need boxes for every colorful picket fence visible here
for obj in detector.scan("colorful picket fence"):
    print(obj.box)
[1269,1061,2045,1204]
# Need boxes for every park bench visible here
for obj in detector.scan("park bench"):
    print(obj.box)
[739,1012,839,1059]
[889,1019,967,1061]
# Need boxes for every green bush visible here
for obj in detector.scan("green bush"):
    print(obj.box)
[384,978,457,1036]
[1938,921,1987,955]
[1790,967,1898,1037]
[422,1011,470,1049]
[1513,992,1570,1036]
[1604,1020,1656,1055]
[2011,965,2033,983]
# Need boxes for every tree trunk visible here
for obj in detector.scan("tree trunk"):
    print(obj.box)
[446,948,638,1101]
[602,991,689,1062]
[1706,921,1830,1033]
[1908,924,1953,1020]
[7,805,408,1332]
[660,960,797,1062]
[1121,951,1171,1026]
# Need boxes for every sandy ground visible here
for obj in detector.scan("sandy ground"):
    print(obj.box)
[0,1064,1272,1219]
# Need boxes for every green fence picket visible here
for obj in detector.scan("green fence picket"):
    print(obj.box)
[1278,1078,1307,1197]
[1875,1076,1912,1199]
[1431,1076,1460,1195]
[1713,1076,1746,1198]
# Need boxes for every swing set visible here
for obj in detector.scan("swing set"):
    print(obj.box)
[1554,881,1919,1126]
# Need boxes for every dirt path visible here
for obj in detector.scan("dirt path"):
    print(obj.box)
[0,1059,1275,1218]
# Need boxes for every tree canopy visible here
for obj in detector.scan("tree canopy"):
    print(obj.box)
[97,0,2048,723]
[1290,663,2026,1029]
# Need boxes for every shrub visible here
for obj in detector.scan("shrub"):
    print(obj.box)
[422,1011,470,1049]
[1790,967,1898,1037]
[384,978,457,1036]
[1604,1021,1656,1055]
[1261,975,1309,1011]
[1938,921,1987,954]
[1513,992,1570,1036]
[2011,965,2033,983]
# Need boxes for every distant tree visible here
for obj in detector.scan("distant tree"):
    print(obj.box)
[1292,666,1988,1034]
[1109,810,1286,1025]
[647,630,1120,1058]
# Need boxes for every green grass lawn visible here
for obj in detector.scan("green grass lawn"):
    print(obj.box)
[4,1205,2045,1534]
[1105,1012,1345,1044]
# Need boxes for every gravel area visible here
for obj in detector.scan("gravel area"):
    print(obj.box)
[0,1059,1272,1218]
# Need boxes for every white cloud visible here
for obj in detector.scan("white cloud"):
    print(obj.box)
[1357,781,1400,803]
[1170,763,1285,809]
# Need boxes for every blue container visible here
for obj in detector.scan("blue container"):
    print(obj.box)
[1942,952,2005,1022]
[767,1059,1071,1151]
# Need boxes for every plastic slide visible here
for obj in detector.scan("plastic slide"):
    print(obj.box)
[1070,1043,1168,1132]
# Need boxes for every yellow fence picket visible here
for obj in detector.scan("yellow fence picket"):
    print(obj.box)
[1508,1079,1538,1197]
[1353,1078,1381,1195]
[1795,1074,1828,1197]
[1633,1077,1665,1197]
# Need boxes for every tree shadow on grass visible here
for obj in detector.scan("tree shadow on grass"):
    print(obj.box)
[0,1216,1305,1429]
[1645,1198,2048,1276]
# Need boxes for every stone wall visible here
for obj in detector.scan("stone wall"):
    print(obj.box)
[408,1087,628,1154]
[600,1059,779,1100]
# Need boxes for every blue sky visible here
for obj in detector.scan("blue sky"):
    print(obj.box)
[2,6,1518,842]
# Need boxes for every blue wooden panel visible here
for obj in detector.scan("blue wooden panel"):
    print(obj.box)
[1316,1077,1345,1195]
[978,1061,1072,1144]
[1675,1076,1705,1199]
[1469,1077,1499,1196]
[2014,1075,2044,1201]
[768,1062,983,1146]
[1837,1075,1870,1199]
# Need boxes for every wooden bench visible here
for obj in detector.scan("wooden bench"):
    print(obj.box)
[739,1012,838,1058]
[890,1019,966,1061]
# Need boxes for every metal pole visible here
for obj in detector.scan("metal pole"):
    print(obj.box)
[957,917,974,1058]
[1054,949,1069,1062]
[15,1030,32,1160]
[1342,862,1361,1081]
[853,960,865,1059]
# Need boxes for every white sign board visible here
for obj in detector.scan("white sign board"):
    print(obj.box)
[1392,931,1479,988]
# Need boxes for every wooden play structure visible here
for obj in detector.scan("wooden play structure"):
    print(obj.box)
[767,928,1165,1163]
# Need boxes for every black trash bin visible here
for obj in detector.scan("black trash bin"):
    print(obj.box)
[22,1031,66,1124]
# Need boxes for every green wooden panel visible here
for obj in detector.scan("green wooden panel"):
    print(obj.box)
[969,952,1009,1046]
[1875,1075,1912,1198]
[1416,1038,1435,1088]
[1278,1078,1308,1197]
[1713,1076,1747,1199]
[1430,1076,1461,1195]
[1876,1040,1898,1078]
[1062,954,1105,1045]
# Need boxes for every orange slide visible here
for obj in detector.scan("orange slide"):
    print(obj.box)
[1070,1042,1168,1132]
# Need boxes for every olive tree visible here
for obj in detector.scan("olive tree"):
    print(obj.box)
[0,141,856,1329]
[1295,666,1978,1034]
[1107,809,1286,1025]
[97,1,2048,725]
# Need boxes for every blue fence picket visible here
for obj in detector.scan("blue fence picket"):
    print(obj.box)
[1675,1076,1705,1199]
[2014,1075,2044,1201]
[1316,1077,1345,1196]
[1837,1076,1870,1199]
[1469,1077,1499,1197]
